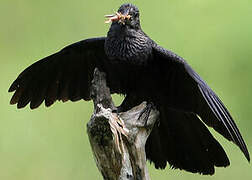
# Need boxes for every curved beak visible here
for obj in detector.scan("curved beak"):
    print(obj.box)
[105,12,131,24]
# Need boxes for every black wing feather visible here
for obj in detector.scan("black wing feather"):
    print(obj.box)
[152,44,250,162]
[9,37,107,109]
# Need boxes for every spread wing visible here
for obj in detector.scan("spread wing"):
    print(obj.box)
[8,37,107,109]
[152,44,250,162]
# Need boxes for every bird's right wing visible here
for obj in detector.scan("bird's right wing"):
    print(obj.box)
[152,44,250,161]
[8,37,107,109]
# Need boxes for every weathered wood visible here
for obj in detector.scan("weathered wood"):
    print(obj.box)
[87,68,159,180]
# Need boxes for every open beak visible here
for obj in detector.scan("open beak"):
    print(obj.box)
[105,12,131,24]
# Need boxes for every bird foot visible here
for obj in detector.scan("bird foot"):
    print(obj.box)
[138,102,155,126]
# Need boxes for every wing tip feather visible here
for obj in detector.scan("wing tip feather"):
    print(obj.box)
[8,82,17,92]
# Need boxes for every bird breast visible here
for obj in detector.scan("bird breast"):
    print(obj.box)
[105,29,152,65]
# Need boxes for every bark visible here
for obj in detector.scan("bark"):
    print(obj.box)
[87,68,159,180]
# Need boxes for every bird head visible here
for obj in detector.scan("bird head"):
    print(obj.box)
[105,3,140,29]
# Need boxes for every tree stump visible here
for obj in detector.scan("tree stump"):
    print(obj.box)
[87,68,159,180]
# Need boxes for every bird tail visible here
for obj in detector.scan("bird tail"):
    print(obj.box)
[145,107,230,175]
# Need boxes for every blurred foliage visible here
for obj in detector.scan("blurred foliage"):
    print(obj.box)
[0,0,251,179]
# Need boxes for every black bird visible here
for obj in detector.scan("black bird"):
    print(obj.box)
[9,3,249,175]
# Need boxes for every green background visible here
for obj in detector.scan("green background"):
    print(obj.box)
[1,0,251,179]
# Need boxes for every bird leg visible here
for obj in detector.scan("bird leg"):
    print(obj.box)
[116,94,156,126]
[117,94,143,113]
[138,102,156,126]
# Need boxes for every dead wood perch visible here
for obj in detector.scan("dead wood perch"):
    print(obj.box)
[87,68,159,180]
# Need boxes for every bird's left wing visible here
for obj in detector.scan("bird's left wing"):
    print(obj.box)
[152,44,250,161]
[9,37,107,109]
